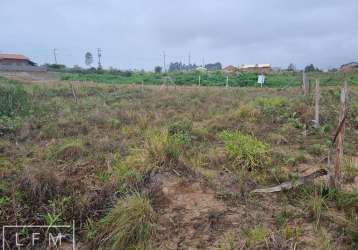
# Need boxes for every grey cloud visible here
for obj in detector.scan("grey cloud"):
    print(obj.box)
[0,0,357,70]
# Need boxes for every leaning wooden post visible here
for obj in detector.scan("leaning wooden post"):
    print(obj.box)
[314,79,320,128]
[141,80,144,93]
[331,81,348,189]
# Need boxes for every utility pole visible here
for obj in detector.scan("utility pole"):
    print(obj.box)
[97,48,102,69]
[202,57,205,68]
[163,51,166,73]
[53,48,58,64]
[188,52,191,68]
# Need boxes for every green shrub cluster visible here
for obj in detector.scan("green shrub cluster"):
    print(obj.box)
[168,119,193,146]
[219,130,270,170]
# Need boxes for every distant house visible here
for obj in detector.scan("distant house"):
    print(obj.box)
[195,66,207,72]
[0,53,46,72]
[239,64,271,74]
[222,65,238,75]
[340,62,358,72]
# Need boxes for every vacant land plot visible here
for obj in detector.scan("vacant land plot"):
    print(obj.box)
[0,75,357,249]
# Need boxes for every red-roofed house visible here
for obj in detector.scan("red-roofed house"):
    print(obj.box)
[0,53,46,72]
[0,53,35,66]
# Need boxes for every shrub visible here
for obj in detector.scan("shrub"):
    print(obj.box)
[343,157,357,182]
[244,225,266,247]
[254,97,287,115]
[219,130,270,170]
[145,130,183,167]
[95,194,155,249]
[309,144,324,156]
[168,119,193,146]
[47,138,85,161]
[112,154,143,192]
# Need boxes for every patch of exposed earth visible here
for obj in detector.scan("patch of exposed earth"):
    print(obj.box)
[148,169,301,250]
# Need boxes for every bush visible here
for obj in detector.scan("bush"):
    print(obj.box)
[219,130,270,170]
[254,97,287,116]
[95,194,155,249]
[168,119,193,146]
[145,130,186,167]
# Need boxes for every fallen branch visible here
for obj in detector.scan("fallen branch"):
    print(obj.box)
[251,169,328,193]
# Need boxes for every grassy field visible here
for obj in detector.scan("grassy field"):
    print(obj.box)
[0,75,358,249]
[60,70,358,87]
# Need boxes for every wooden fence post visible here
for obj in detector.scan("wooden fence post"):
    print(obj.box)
[226,76,229,88]
[70,82,78,104]
[198,75,201,87]
[302,72,308,96]
[314,79,320,128]
[331,81,348,189]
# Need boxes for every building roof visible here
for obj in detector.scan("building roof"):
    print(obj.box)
[0,53,31,61]
[341,62,358,68]
[240,64,271,69]
[196,66,207,71]
[223,65,238,70]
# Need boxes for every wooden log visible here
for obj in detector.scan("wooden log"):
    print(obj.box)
[251,169,328,193]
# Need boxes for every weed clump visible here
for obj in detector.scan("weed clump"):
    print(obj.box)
[168,119,193,146]
[145,130,184,167]
[95,194,155,250]
[343,157,358,182]
[0,83,30,132]
[254,97,287,115]
[244,225,266,247]
[219,130,270,170]
[0,83,29,117]
[48,138,85,161]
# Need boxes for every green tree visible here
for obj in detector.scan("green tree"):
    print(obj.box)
[305,64,320,72]
[154,66,162,73]
[85,52,93,67]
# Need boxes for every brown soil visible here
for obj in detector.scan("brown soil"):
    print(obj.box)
[148,170,297,250]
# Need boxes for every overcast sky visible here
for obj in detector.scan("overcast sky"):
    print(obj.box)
[0,0,357,70]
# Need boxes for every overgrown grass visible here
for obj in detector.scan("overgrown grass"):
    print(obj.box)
[0,81,30,132]
[95,194,155,250]
[219,130,270,170]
